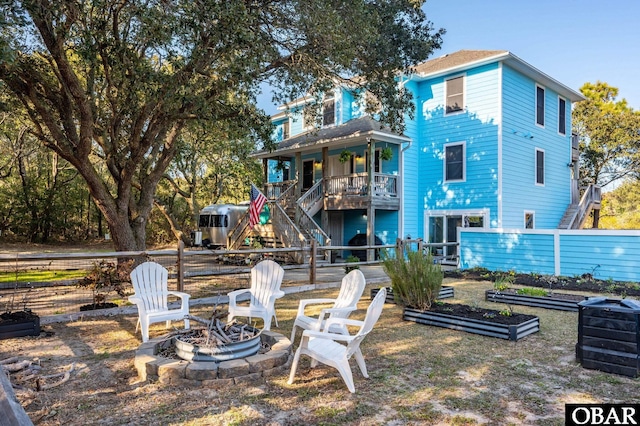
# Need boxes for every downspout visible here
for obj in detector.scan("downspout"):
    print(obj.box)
[398,74,412,241]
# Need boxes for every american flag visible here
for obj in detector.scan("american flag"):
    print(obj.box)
[249,184,267,229]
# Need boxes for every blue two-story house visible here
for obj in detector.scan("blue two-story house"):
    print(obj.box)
[245,50,599,262]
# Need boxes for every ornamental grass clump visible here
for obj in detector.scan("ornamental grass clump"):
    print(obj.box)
[382,248,443,311]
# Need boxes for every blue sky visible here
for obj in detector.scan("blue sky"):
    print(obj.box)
[258,0,640,114]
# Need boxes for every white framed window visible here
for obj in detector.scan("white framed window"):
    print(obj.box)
[282,119,290,140]
[536,84,545,127]
[535,148,545,186]
[322,95,335,127]
[425,209,489,259]
[445,75,465,115]
[524,211,535,229]
[558,96,566,135]
[444,142,465,182]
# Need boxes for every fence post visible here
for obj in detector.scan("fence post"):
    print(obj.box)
[177,240,185,292]
[309,241,316,285]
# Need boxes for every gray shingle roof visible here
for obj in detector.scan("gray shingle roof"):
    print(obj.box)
[413,50,508,76]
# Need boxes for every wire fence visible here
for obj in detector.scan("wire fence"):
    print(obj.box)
[0,240,458,318]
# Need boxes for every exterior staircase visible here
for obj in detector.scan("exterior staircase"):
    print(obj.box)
[558,184,602,229]
[227,181,331,264]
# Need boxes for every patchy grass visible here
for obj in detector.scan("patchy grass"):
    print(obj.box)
[1,278,639,425]
[0,269,87,284]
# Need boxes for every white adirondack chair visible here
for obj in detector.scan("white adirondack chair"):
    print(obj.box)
[288,287,387,393]
[227,259,285,330]
[290,269,366,343]
[128,261,191,342]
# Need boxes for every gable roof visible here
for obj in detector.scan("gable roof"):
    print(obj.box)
[411,49,584,102]
[253,116,409,159]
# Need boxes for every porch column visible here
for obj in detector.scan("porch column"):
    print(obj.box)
[262,158,268,191]
[367,139,375,261]
[295,151,302,199]
[321,147,329,239]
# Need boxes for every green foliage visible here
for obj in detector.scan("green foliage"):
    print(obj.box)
[493,274,514,291]
[515,287,548,297]
[344,255,360,274]
[77,260,133,306]
[380,146,393,161]
[339,150,352,164]
[382,247,443,311]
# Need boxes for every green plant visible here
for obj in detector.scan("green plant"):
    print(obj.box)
[344,255,360,273]
[493,274,514,291]
[499,307,513,317]
[380,146,393,161]
[516,287,548,297]
[338,149,352,163]
[381,247,443,311]
[77,259,133,308]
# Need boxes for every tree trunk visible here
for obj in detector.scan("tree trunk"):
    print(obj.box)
[155,202,190,246]
[592,209,600,229]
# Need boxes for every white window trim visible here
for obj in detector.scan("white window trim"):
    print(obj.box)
[535,84,545,128]
[322,94,336,128]
[443,141,466,183]
[535,147,545,186]
[282,117,291,140]
[557,96,566,136]
[444,74,466,116]
[524,210,535,229]
[424,209,490,245]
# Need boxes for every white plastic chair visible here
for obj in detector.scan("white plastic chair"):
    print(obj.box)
[290,269,366,343]
[227,259,285,330]
[288,287,387,393]
[128,261,191,342]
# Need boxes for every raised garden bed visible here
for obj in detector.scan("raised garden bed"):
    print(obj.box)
[403,303,539,341]
[371,286,454,304]
[485,289,588,312]
[0,310,40,340]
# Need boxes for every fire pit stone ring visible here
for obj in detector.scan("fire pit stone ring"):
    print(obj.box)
[134,330,292,386]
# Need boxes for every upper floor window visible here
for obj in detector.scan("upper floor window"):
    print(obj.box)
[444,142,465,182]
[536,85,545,127]
[323,96,335,126]
[282,120,290,140]
[558,97,566,135]
[445,76,464,114]
[535,148,545,185]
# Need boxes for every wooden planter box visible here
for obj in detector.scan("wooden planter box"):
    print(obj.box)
[403,306,540,341]
[485,289,587,312]
[371,286,454,304]
[576,297,640,378]
[0,312,41,340]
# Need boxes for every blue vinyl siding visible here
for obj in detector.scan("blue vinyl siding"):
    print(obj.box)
[412,63,500,236]
[401,81,420,239]
[343,211,368,247]
[460,229,640,282]
[375,210,398,245]
[501,65,572,228]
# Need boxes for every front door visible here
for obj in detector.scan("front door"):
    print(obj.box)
[302,160,314,190]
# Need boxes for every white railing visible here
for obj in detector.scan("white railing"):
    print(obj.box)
[265,180,296,200]
[325,174,369,196]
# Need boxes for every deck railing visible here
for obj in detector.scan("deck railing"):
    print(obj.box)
[323,173,397,197]
[265,180,296,200]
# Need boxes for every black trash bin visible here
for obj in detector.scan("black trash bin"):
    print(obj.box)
[347,234,383,261]
[576,297,640,378]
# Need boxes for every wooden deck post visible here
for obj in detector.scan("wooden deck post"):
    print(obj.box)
[309,240,316,285]
[177,240,185,292]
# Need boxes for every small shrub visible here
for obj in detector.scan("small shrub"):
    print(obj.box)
[382,247,443,311]
[77,259,133,307]
[493,274,514,291]
[516,287,548,297]
[344,255,360,274]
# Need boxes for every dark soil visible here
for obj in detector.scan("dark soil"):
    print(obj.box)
[0,310,39,324]
[424,302,538,325]
[79,302,118,311]
[446,268,640,298]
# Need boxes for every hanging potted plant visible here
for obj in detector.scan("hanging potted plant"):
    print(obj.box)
[339,149,352,163]
[380,146,393,161]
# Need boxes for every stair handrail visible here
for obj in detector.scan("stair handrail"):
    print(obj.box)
[270,201,308,263]
[277,180,298,211]
[226,207,252,249]
[297,180,323,212]
[296,205,331,246]
[566,184,602,229]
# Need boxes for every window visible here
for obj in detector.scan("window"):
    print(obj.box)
[282,120,290,139]
[535,148,545,185]
[445,76,464,114]
[558,97,566,135]
[525,212,535,229]
[536,85,545,126]
[322,96,335,126]
[445,143,465,182]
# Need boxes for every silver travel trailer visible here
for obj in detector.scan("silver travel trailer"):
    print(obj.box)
[198,203,249,248]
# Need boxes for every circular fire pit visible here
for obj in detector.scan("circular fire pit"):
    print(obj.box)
[174,326,262,362]
[134,330,292,386]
